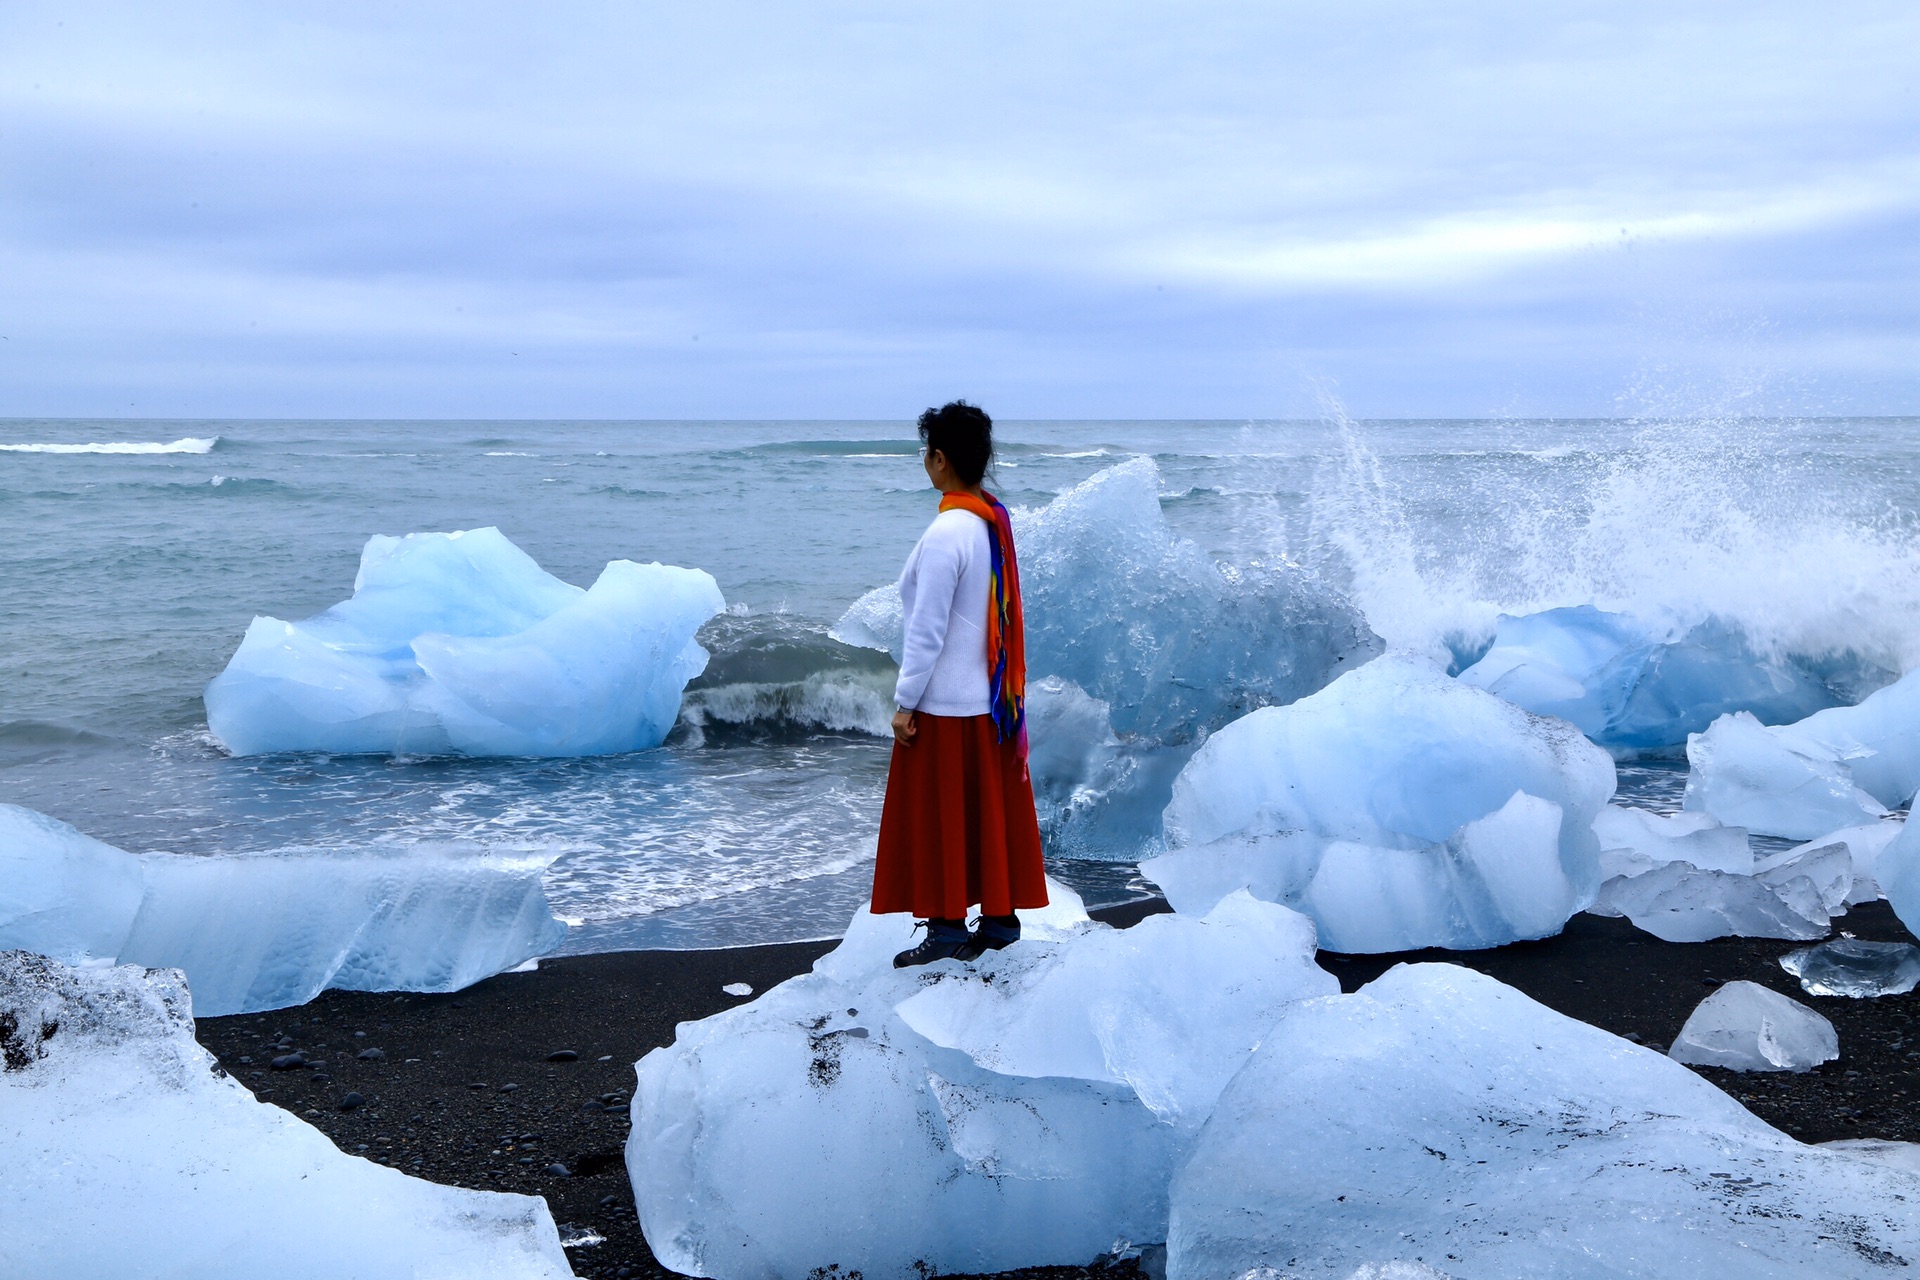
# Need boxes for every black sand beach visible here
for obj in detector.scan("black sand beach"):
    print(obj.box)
[195,900,1920,1280]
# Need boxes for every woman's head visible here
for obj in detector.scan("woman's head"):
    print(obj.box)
[917,400,993,489]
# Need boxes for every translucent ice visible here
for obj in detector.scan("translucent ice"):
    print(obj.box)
[1684,670,1920,839]
[1457,605,1835,753]
[0,950,572,1279]
[1781,937,1920,998]
[834,459,1379,851]
[1876,815,1920,937]
[1780,821,1904,905]
[0,804,565,1015]
[1752,839,1854,914]
[1167,964,1916,1280]
[1590,861,1828,943]
[206,527,725,756]
[1668,979,1840,1071]
[1591,804,1751,880]
[1142,655,1616,952]
[627,884,1337,1279]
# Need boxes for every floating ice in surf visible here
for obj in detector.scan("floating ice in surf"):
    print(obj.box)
[1668,979,1839,1072]
[1457,605,1837,753]
[1684,670,1920,839]
[627,883,1336,1279]
[1167,965,1914,1280]
[0,950,573,1279]
[205,527,724,756]
[1141,655,1615,952]
[1589,861,1829,943]
[833,458,1380,851]
[1591,804,1750,880]
[0,804,565,1015]
[1781,937,1920,998]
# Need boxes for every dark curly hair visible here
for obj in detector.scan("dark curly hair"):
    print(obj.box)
[916,400,993,487]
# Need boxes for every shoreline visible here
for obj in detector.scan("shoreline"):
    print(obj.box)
[195,899,1920,1280]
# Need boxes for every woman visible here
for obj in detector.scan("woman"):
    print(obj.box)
[871,400,1049,967]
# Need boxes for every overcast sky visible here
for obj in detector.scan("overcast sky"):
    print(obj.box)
[2,1,1916,419]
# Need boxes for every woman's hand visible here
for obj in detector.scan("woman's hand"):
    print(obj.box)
[891,709,917,744]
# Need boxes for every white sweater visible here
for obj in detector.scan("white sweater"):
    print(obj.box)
[894,508,992,716]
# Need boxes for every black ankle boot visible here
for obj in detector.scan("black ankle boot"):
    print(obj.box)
[954,914,1021,961]
[894,919,969,968]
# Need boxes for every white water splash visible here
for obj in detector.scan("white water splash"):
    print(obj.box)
[0,436,218,454]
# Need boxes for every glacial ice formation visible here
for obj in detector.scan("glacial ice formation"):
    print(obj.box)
[1668,979,1840,1072]
[0,950,572,1279]
[1166,964,1916,1280]
[1457,605,1836,753]
[0,804,565,1016]
[1591,804,1751,880]
[1684,670,1920,839]
[205,527,724,756]
[833,458,1379,851]
[1589,861,1829,943]
[1781,937,1920,998]
[626,883,1337,1279]
[1141,655,1616,952]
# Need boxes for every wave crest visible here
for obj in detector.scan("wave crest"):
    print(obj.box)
[0,436,218,455]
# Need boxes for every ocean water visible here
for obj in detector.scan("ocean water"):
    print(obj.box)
[4,417,1917,949]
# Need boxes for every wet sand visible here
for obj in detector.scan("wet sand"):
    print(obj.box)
[195,900,1920,1280]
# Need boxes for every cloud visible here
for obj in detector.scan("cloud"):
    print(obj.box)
[0,0,1915,417]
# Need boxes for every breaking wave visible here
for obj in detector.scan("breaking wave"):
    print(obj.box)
[1305,411,1920,690]
[0,436,218,455]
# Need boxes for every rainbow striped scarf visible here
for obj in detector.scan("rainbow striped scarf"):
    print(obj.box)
[938,490,1028,759]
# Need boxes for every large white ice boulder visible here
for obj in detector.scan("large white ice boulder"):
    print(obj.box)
[834,458,1378,852]
[0,804,565,1015]
[626,884,1337,1279]
[0,950,572,1279]
[1142,655,1616,952]
[1458,605,1835,753]
[1683,669,1920,839]
[1166,964,1920,1280]
[1668,979,1840,1072]
[206,527,725,756]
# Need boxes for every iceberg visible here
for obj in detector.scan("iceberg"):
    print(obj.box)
[834,459,1379,851]
[205,527,725,756]
[1589,861,1829,942]
[626,883,1337,1279]
[0,950,572,1279]
[1167,964,1919,1280]
[1458,605,1836,753]
[1668,979,1840,1072]
[0,804,565,1016]
[1591,804,1750,879]
[1782,937,1920,998]
[1683,670,1920,839]
[1142,655,1616,952]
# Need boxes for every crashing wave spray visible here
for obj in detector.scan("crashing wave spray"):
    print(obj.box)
[1304,402,1920,692]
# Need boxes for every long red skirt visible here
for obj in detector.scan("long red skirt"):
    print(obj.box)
[870,712,1049,918]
